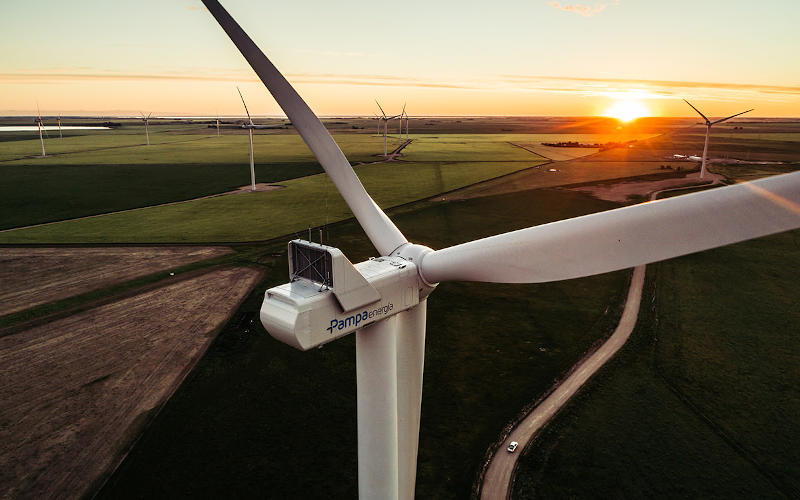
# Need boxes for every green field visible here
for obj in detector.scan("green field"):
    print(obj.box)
[0,133,402,229]
[98,188,630,499]
[0,159,546,243]
[711,132,800,142]
[512,210,800,497]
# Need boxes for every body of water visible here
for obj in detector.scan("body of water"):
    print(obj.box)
[0,126,111,132]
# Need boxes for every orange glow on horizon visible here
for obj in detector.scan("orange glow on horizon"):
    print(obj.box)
[604,99,651,122]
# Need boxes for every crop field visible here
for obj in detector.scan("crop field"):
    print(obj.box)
[512,165,800,498]
[0,266,264,499]
[398,133,655,162]
[0,246,232,317]
[443,159,675,201]
[513,228,800,498]
[0,132,406,229]
[711,132,800,142]
[0,133,401,166]
[97,187,631,499]
[0,159,549,243]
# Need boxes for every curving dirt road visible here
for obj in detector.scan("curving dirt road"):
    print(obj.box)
[480,180,720,499]
[480,264,646,500]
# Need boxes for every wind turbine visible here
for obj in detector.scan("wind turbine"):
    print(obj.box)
[684,99,753,179]
[140,112,152,146]
[216,114,221,137]
[237,87,257,191]
[34,104,46,157]
[399,102,405,135]
[375,100,400,157]
[57,115,63,139]
[202,1,800,498]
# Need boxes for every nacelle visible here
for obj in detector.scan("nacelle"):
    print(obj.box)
[261,241,424,351]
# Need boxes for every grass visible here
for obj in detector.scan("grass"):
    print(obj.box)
[1,133,402,166]
[0,160,545,243]
[98,188,630,499]
[512,228,800,498]
[0,133,400,229]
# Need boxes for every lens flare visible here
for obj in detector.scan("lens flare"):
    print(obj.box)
[605,99,649,122]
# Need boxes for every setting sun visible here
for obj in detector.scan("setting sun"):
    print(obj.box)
[605,99,650,122]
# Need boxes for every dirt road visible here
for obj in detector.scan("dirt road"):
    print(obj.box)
[480,265,646,499]
[479,180,719,499]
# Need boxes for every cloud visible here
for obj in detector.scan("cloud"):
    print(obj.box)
[548,0,618,17]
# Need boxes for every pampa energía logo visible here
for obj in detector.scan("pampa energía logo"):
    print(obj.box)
[327,303,394,333]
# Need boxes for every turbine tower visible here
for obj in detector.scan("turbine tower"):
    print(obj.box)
[216,114,221,137]
[34,105,46,157]
[684,99,753,179]
[237,87,257,191]
[399,102,405,135]
[140,112,152,146]
[202,1,800,498]
[57,115,63,139]
[375,100,400,157]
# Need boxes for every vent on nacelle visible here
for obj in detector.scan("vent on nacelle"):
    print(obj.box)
[290,240,333,287]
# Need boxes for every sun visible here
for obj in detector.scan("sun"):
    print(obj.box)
[605,99,650,122]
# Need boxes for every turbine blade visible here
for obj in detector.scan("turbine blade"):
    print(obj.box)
[203,0,406,255]
[712,108,754,125]
[376,100,387,118]
[401,102,406,116]
[419,172,800,284]
[148,112,153,119]
[236,86,254,125]
[683,99,709,123]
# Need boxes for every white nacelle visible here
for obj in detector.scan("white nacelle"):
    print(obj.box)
[261,255,422,351]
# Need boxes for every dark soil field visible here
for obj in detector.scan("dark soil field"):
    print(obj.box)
[0,246,232,316]
[0,266,264,499]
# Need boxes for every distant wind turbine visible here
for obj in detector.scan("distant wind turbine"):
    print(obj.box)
[57,115,63,139]
[34,104,46,157]
[237,87,258,191]
[140,111,152,146]
[398,102,405,135]
[684,99,753,179]
[216,114,221,137]
[375,100,400,157]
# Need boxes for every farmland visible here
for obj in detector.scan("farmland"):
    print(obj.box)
[0,246,232,316]
[0,266,264,499]
[512,164,800,498]
[99,188,631,499]
[1,116,798,499]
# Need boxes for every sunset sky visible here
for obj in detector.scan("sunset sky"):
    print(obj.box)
[1,0,798,118]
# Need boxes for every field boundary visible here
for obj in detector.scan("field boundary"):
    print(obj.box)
[84,266,266,500]
[0,261,243,337]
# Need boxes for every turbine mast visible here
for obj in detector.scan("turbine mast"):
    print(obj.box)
[36,104,46,157]
[238,87,257,191]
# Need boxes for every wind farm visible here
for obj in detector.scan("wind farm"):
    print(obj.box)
[1,0,799,499]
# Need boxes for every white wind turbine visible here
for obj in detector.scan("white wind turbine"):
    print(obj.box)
[376,100,402,157]
[684,99,753,179]
[202,1,800,498]
[399,102,406,136]
[34,104,46,157]
[140,111,152,146]
[237,87,258,191]
[57,114,63,139]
